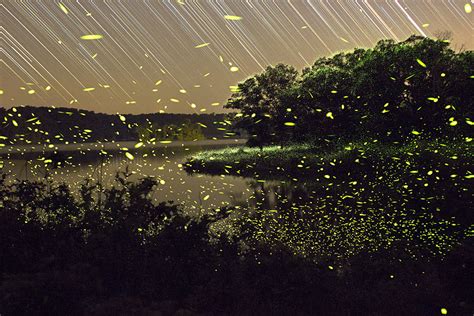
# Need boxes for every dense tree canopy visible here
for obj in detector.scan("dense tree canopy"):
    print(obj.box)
[225,64,299,147]
[225,36,473,147]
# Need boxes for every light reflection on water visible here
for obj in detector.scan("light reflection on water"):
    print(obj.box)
[1,144,257,214]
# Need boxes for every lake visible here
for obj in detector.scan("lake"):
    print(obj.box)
[0,139,467,264]
[0,140,259,215]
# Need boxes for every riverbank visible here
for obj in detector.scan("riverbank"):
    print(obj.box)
[185,138,473,226]
[0,138,246,157]
[185,138,473,179]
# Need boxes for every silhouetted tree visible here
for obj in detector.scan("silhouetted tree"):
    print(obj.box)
[226,36,473,146]
[225,63,299,148]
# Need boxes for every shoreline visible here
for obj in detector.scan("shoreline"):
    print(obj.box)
[184,139,473,179]
[0,138,246,157]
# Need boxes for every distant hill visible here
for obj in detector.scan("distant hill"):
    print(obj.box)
[0,106,236,145]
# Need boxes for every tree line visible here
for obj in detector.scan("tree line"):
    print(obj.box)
[0,106,228,145]
[225,36,473,148]
[135,120,205,142]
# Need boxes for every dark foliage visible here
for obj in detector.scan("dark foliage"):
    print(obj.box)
[0,172,472,315]
[226,36,473,147]
[0,106,228,145]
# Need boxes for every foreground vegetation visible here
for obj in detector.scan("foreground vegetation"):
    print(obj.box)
[0,170,472,315]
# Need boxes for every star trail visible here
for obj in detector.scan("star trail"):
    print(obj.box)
[1,0,472,114]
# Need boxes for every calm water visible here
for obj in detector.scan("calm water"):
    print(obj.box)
[0,141,259,214]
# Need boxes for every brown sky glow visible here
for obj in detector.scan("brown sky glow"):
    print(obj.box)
[1,0,472,114]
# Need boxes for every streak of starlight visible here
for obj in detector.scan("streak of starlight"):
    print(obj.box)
[1,0,472,114]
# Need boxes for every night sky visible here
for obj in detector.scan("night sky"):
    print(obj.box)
[1,0,472,114]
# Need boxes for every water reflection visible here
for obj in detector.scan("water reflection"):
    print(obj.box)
[1,144,253,214]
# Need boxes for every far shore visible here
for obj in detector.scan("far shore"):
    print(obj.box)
[0,138,246,156]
